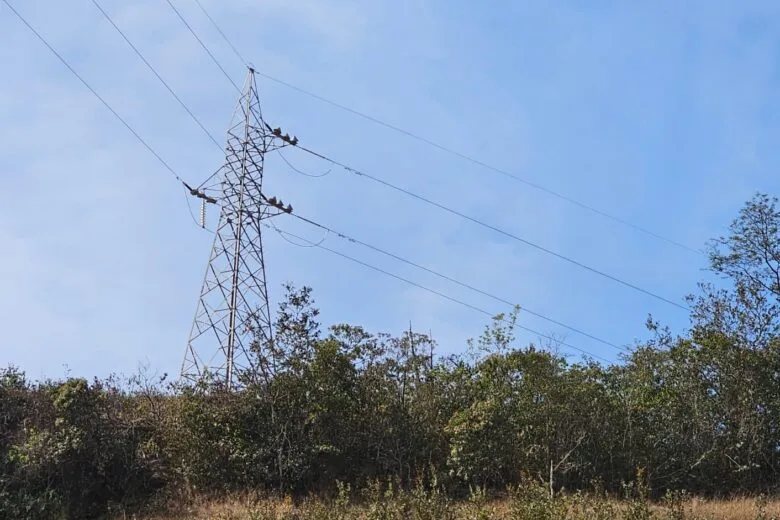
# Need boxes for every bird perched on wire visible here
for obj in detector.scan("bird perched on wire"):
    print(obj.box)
[284,204,293,214]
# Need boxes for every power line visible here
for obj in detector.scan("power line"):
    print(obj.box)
[193,0,247,66]
[287,212,628,352]
[266,223,613,364]
[189,162,626,352]
[5,0,204,232]
[161,3,689,310]
[290,144,691,312]
[196,190,621,364]
[269,219,329,248]
[162,0,241,94]
[192,186,627,352]
[182,185,203,228]
[189,181,622,359]
[158,0,688,311]
[90,0,224,153]
[265,75,702,256]
[4,0,617,367]
[2,0,185,185]
[278,150,331,178]
[183,0,700,256]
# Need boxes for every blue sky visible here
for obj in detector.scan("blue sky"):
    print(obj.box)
[2,0,779,381]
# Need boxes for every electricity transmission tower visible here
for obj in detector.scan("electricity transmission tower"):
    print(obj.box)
[181,68,295,389]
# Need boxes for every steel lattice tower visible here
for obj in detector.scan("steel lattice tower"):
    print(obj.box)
[181,68,291,389]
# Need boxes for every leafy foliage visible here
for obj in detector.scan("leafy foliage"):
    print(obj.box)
[2,193,780,518]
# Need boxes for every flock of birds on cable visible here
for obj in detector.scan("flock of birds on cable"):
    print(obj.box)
[270,126,299,146]
[267,124,296,214]
[183,123,298,215]
[266,195,292,214]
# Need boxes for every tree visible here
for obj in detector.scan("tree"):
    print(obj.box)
[690,193,780,348]
[709,193,780,301]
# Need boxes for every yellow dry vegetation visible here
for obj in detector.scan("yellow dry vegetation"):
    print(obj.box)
[127,495,780,520]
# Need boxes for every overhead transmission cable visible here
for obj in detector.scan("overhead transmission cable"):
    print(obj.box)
[2,0,185,185]
[286,212,628,352]
[180,194,616,362]
[105,0,629,360]
[163,2,690,311]
[162,0,241,94]
[180,190,627,354]
[90,0,224,153]
[3,0,201,226]
[265,223,613,364]
[76,11,622,353]
[290,144,691,312]
[193,0,247,66]
[188,0,701,256]
[3,0,616,365]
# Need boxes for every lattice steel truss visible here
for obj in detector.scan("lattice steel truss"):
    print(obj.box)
[181,68,291,389]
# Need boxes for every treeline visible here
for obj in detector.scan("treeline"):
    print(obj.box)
[1,194,779,519]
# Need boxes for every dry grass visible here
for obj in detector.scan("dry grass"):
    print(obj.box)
[121,494,780,520]
[128,494,296,520]
[679,496,780,519]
